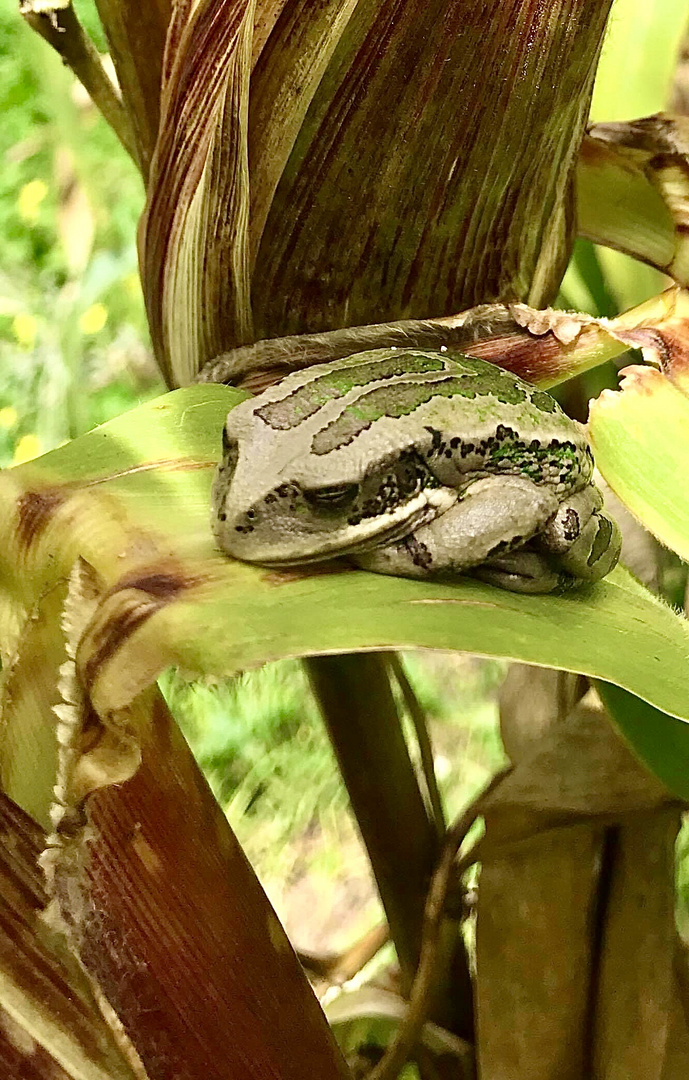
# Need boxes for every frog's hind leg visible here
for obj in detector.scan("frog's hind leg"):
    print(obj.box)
[352,474,561,590]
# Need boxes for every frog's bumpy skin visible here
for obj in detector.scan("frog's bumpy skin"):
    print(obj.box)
[212,349,622,592]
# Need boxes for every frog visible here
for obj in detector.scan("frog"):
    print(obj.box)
[211,348,621,593]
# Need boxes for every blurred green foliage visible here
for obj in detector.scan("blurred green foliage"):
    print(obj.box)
[0,2,161,467]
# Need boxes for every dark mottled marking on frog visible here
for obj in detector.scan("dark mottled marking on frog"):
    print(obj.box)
[417,422,584,489]
[256,352,450,430]
[562,508,580,541]
[486,535,526,559]
[587,514,613,566]
[425,427,443,459]
[402,534,433,571]
[312,373,531,455]
[347,450,431,526]
[488,437,583,486]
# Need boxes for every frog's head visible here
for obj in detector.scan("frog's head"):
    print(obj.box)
[211,408,456,567]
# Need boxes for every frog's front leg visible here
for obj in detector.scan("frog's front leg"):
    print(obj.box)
[352,475,562,591]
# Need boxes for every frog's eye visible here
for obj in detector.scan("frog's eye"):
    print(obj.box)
[303,483,358,509]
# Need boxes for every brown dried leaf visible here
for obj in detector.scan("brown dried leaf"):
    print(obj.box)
[140,0,255,386]
[0,793,146,1080]
[248,0,358,265]
[592,810,680,1080]
[476,822,599,1080]
[252,0,612,339]
[579,114,689,286]
[44,687,350,1080]
[141,0,614,384]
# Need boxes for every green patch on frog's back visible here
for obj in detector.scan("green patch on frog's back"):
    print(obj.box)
[254,349,562,437]
[311,366,563,455]
[256,350,451,431]
[486,436,586,486]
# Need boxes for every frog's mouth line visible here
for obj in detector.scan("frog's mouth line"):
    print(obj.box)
[241,488,458,567]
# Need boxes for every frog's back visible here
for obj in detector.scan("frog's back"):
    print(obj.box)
[234,348,592,494]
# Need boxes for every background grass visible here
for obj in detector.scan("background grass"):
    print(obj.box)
[0,0,160,467]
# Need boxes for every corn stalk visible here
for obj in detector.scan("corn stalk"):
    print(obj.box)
[10,1,689,1078]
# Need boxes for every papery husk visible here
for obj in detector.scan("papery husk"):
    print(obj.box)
[0,792,147,1080]
[139,0,614,385]
[579,115,689,286]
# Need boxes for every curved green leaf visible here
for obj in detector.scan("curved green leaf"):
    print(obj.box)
[589,365,689,561]
[1,385,688,727]
[596,681,689,801]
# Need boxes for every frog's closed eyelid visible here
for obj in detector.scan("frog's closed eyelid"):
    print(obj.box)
[303,483,359,509]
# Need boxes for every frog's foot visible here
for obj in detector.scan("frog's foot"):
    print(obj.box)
[351,475,559,585]
[535,485,621,582]
[470,549,564,593]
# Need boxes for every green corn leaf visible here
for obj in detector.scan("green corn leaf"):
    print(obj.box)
[596,681,689,801]
[589,363,689,561]
[2,384,687,730]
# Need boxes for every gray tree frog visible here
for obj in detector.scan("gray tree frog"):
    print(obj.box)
[211,349,621,593]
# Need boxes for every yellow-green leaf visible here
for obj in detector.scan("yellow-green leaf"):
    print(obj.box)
[1,385,687,727]
[589,365,689,561]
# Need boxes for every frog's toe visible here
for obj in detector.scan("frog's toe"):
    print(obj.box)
[555,510,621,582]
[537,485,603,555]
[472,550,562,593]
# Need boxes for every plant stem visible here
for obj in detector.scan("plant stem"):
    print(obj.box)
[388,654,445,841]
[21,4,141,170]
[306,652,473,1039]
[369,768,512,1080]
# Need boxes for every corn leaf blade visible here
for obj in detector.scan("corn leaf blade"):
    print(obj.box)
[1,384,688,726]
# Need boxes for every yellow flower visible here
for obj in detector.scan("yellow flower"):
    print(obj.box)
[12,313,38,349]
[0,407,18,429]
[12,434,42,465]
[18,179,48,225]
[123,272,142,298]
[79,303,108,335]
